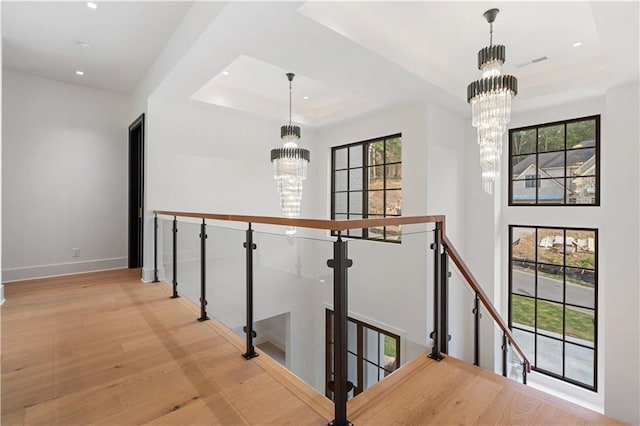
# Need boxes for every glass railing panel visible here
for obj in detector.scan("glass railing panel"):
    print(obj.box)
[447,259,477,365]
[173,219,202,306]
[204,224,246,331]
[344,226,433,395]
[160,217,173,286]
[247,229,333,396]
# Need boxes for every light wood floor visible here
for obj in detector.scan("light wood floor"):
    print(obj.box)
[2,269,622,425]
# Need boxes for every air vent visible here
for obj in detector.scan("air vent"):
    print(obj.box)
[531,56,548,63]
[515,56,548,68]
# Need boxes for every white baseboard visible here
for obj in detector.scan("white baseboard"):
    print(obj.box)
[2,257,128,283]
[141,267,165,283]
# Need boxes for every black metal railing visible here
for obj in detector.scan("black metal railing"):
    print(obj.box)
[152,211,530,426]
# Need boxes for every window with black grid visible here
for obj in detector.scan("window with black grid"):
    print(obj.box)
[509,115,600,206]
[331,134,402,242]
[509,225,598,390]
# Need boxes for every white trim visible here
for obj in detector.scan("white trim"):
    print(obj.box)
[2,257,127,283]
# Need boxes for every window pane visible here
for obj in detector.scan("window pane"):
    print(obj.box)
[537,229,566,265]
[367,215,384,240]
[364,361,379,388]
[565,344,594,386]
[565,230,596,269]
[565,268,595,309]
[349,191,362,214]
[385,164,402,189]
[567,176,597,205]
[538,124,565,152]
[335,192,347,213]
[385,137,401,163]
[348,228,363,238]
[511,264,535,297]
[567,119,596,150]
[536,300,564,337]
[385,226,401,241]
[335,170,347,192]
[511,294,534,329]
[512,128,537,155]
[567,148,595,174]
[565,307,595,347]
[512,154,536,179]
[364,328,380,364]
[385,190,401,215]
[368,141,385,166]
[334,214,347,221]
[512,328,535,363]
[536,335,563,375]
[537,178,566,204]
[334,148,347,169]
[512,180,537,204]
[348,321,357,352]
[538,151,565,178]
[349,145,363,168]
[368,166,384,190]
[537,266,564,304]
[368,190,384,215]
[348,168,363,191]
[511,227,536,262]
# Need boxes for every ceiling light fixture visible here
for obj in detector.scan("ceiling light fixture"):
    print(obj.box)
[221,71,229,76]
[573,41,583,47]
[76,70,85,76]
[270,73,310,235]
[467,8,518,195]
[86,2,97,9]
[303,96,309,100]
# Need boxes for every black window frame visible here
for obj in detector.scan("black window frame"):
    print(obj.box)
[330,134,402,243]
[325,309,401,400]
[508,115,600,206]
[509,225,598,391]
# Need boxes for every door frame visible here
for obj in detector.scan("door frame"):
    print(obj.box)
[128,113,145,269]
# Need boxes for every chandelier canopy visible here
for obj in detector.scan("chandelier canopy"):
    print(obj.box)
[467,8,518,195]
[271,73,310,234]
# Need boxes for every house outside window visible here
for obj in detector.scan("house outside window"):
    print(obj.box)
[509,115,600,205]
[509,225,598,390]
[331,134,402,242]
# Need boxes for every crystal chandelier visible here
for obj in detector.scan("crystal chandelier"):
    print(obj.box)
[467,8,518,195]
[271,73,310,235]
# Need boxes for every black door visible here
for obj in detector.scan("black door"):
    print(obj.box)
[128,114,145,269]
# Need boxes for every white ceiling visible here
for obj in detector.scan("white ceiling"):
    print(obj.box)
[2,1,638,125]
[2,1,193,93]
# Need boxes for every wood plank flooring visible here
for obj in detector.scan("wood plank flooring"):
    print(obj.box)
[1,269,623,425]
[1,269,331,425]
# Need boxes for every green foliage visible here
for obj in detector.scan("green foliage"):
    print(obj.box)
[512,296,594,342]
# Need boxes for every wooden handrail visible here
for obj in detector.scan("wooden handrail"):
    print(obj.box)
[154,210,445,231]
[442,234,531,372]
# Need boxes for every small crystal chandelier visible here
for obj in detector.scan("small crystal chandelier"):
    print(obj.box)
[271,73,310,235]
[467,8,518,195]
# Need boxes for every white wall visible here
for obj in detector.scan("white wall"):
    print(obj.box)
[1,1,4,302]
[2,71,131,281]
[463,87,640,423]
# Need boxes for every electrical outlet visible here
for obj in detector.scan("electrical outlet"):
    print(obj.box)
[72,248,80,258]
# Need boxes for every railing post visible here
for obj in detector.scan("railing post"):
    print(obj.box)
[501,332,508,377]
[440,244,449,355]
[327,233,353,426]
[522,362,527,385]
[243,223,259,360]
[428,222,444,361]
[473,292,480,366]
[171,216,179,299]
[198,219,209,322]
[153,213,160,283]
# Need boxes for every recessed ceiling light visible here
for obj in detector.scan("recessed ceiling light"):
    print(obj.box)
[221,71,229,76]
[86,2,97,9]
[573,41,582,47]
[303,96,309,100]
[76,70,85,76]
